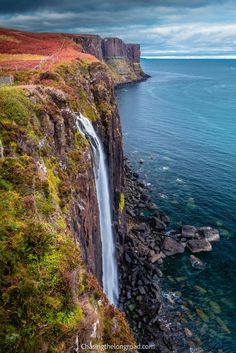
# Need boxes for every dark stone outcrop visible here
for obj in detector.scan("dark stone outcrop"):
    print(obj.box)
[102,37,127,58]
[126,44,141,63]
[70,34,149,85]
[72,35,141,63]
[71,34,103,60]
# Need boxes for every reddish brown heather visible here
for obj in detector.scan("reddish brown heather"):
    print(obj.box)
[0,28,98,71]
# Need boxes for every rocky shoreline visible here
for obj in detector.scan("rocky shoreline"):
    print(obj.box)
[114,74,151,89]
[118,159,221,353]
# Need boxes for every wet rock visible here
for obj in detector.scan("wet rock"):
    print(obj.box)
[209,301,221,314]
[163,236,185,256]
[147,202,158,210]
[215,317,231,334]
[196,308,209,322]
[187,239,212,253]
[199,227,220,242]
[149,217,167,231]
[132,223,147,232]
[194,285,207,294]
[190,255,205,269]
[156,268,163,278]
[150,253,162,264]
[160,213,170,225]
[184,328,193,337]
[139,159,144,164]
[182,225,197,238]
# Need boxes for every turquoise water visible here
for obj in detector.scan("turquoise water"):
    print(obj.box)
[117,59,236,352]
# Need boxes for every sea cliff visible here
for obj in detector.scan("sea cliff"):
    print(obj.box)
[71,34,149,85]
[0,27,200,353]
[0,28,136,352]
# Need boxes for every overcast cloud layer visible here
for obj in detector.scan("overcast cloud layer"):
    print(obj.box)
[0,0,236,57]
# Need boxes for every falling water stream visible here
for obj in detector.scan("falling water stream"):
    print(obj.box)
[77,114,119,305]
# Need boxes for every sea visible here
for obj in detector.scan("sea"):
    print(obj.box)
[116,59,236,353]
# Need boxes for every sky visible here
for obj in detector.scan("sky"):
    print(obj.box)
[0,0,236,58]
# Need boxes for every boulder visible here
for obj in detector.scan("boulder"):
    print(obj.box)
[150,253,162,264]
[187,239,212,253]
[149,217,167,231]
[190,255,205,269]
[182,225,197,238]
[184,328,193,338]
[132,223,147,232]
[163,237,185,256]
[199,227,220,242]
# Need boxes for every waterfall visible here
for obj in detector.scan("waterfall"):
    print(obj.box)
[76,113,119,305]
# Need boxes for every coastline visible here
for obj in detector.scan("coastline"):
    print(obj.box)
[119,155,221,352]
[114,74,151,89]
[119,159,199,352]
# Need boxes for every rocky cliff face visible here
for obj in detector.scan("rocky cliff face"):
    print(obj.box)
[0,57,133,353]
[0,27,150,353]
[71,35,149,85]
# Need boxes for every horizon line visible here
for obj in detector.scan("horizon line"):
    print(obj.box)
[141,55,236,59]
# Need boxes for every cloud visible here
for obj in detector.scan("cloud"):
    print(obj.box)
[0,0,235,56]
[0,0,229,14]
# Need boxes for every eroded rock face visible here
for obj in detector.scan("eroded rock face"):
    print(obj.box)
[71,34,103,60]
[102,37,127,58]
[71,34,149,85]
[126,44,141,63]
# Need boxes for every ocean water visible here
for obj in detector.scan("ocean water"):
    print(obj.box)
[116,59,236,353]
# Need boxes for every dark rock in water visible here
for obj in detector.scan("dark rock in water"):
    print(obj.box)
[184,328,193,338]
[160,212,170,225]
[139,159,144,164]
[198,227,220,242]
[187,239,212,253]
[141,193,150,202]
[190,255,205,269]
[156,268,163,278]
[182,225,197,238]
[149,216,167,230]
[163,236,185,256]
[138,202,146,208]
[147,202,158,210]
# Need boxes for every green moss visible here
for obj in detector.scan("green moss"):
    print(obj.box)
[0,87,32,126]
[0,151,86,352]
[78,90,98,122]
[0,172,84,352]
[119,192,125,213]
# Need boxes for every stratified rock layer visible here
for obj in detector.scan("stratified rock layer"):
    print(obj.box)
[71,34,149,85]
